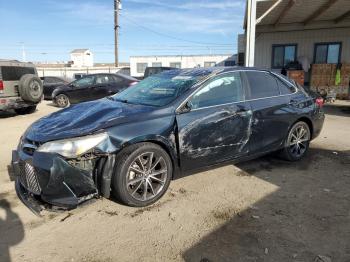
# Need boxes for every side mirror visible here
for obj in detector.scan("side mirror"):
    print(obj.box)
[178,101,192,114]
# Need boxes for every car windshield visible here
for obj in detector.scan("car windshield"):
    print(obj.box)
[112,69,209,107]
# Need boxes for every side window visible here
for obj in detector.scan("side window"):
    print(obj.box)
[245,71,279,99]
[190,72,243,109]
[95,75,110,85]
[276,77,295,95]
[74,76,95,87]
[1,66,35,81]
[110,75,123,83]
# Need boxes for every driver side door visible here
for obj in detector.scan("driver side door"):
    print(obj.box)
[68,75,96,103]
[176,72,252,171]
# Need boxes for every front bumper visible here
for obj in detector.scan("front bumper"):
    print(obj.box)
[12,149,99,214]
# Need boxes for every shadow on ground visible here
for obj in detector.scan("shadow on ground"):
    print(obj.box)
[323,102,350,117]
[0,198,24,262]
[0,111,17,119]
[183,148,350,262]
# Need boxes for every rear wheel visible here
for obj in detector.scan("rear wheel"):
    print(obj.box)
[14,105,37,115]
[55,94,70,108]
[279,121,311,161]
[112,143,172,207]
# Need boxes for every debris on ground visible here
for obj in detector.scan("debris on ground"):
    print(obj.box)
[314,255,332,262]
[264,248,269,255]
[252,215,260,219]
[60,213,72,222]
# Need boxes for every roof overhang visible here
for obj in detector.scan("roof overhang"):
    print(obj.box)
[244,0,350,32]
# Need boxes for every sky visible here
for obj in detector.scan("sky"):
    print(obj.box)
[0,0,245,63]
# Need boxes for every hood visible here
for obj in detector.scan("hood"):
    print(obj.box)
[25,98,156,142]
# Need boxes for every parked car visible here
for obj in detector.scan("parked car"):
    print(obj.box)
[12,67,325,214]
[0,59,43,114]
[52,73,139,107]
[143,67,175,79]
[40,76,69,100]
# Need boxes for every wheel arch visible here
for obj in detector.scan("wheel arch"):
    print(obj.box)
[118,135,179,178]
[294,117,314,139]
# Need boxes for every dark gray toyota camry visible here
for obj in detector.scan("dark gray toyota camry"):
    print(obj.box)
[12,67,325,214]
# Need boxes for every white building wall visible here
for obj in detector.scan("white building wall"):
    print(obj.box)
[130,54,234,77]
[70,51,94,67]
[254,27,350,69]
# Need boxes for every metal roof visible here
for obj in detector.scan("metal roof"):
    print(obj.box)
[70,49,90,54]
[247,0,350,27]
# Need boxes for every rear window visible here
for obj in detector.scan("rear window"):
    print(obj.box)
[1,66,35,81]
[245,71,280,99]
[276,77,295,95]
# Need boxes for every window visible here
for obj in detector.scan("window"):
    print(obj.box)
[73,75,95,87]
[114,70,205,107]
[1,66,35,81]
[190,72,243,109]
[152,62,162,67]
[95,75,111,84]
[204,62,216,67]
[245,71,280,99]
[137,63,148,73]
[170,62,181,68]
[276,77,295,95]
[314,43,341,64]
[272,44,297,68]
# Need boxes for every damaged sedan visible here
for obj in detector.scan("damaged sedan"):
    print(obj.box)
[12,67,324,214]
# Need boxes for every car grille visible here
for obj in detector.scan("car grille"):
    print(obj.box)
[18,161,41,195]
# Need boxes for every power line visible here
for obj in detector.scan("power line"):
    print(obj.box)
[120,14,233,46]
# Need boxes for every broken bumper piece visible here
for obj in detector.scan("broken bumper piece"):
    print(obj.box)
[12,149,99,215]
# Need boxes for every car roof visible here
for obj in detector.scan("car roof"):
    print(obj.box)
[156,66,271,78]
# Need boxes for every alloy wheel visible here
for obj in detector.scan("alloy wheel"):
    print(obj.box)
[126,152,168,201]
[288,123,310,158]
[56,94,69,107]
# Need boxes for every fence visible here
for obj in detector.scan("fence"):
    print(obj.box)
[36,66,130,80]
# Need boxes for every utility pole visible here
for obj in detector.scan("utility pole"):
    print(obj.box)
[114,0,121,67]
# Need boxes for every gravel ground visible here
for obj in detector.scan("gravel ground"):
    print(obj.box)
[0,100,349,262]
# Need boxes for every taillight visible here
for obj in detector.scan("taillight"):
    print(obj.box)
[0,80,3,91]
[315,97,324,108]
[128,81,138,87]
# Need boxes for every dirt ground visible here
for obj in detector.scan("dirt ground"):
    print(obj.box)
[0,100,349,262]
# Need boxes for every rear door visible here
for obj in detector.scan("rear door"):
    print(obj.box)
[243,70,294,154]
[176,72,252,171]
[90,74,114,99]
[0,66,36,97]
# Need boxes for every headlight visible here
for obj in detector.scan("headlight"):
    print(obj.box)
[37,133,108,158]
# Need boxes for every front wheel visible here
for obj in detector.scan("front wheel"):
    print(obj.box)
[55,94,70,108]
[112,143,172,207]
[279,121,311,161]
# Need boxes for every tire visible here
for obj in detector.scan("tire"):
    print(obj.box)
[18,74,43,103]
[112,142,173,207]
[55,94,70,108]
[279,121,311,161]
[14,105,37,115]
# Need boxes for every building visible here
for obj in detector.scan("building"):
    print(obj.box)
[241,0,350,98]
[130,54,236,77]
[70,49,94,67]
